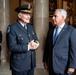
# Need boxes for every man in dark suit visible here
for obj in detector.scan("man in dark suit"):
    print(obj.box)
[0,31,2,65]
[7,4,39,75]
[43,9,76,75]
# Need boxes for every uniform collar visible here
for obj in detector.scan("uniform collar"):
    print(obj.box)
[18,20,27,27]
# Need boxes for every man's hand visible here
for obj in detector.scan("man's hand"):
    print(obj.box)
[43,62,48,71]
[28,40,39,50]
[67,68,75,74]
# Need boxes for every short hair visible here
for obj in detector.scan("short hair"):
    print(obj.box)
[55,9,67,20]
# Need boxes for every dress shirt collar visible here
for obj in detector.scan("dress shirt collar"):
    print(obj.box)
[58,22,65,29]
[54,22,65,35]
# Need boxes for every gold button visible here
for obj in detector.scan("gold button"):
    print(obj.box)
[21,38,23,40]
[19,34,21,36]
[32,31,34,34]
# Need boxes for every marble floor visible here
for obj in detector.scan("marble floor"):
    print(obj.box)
[0,61,76,75]
[0,61,48,75]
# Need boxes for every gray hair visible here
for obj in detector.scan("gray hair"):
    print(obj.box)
[56,9,67,20]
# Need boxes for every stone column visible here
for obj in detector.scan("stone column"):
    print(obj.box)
[0,0,10,62]
[33,0,49,68]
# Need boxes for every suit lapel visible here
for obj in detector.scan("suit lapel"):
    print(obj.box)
[54,24,68,45]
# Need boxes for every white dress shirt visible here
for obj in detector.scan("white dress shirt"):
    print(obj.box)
[53,23,65,44]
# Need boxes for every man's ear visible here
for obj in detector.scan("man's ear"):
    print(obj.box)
[18,13,22,18]
[62,15,64,19]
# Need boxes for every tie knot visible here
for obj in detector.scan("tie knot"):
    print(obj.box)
[56,26,59,29]
[56,26,60,32]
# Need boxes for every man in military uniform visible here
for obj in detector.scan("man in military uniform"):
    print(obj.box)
[0,31,2,65]
[7,4,39,75]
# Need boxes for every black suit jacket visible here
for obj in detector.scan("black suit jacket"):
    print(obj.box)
[7,21,39,72]
[43,24,76,74]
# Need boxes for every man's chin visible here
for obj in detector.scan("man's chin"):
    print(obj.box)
[24,21,30,24]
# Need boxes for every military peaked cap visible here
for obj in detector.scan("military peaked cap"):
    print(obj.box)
[15,4,32,13]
